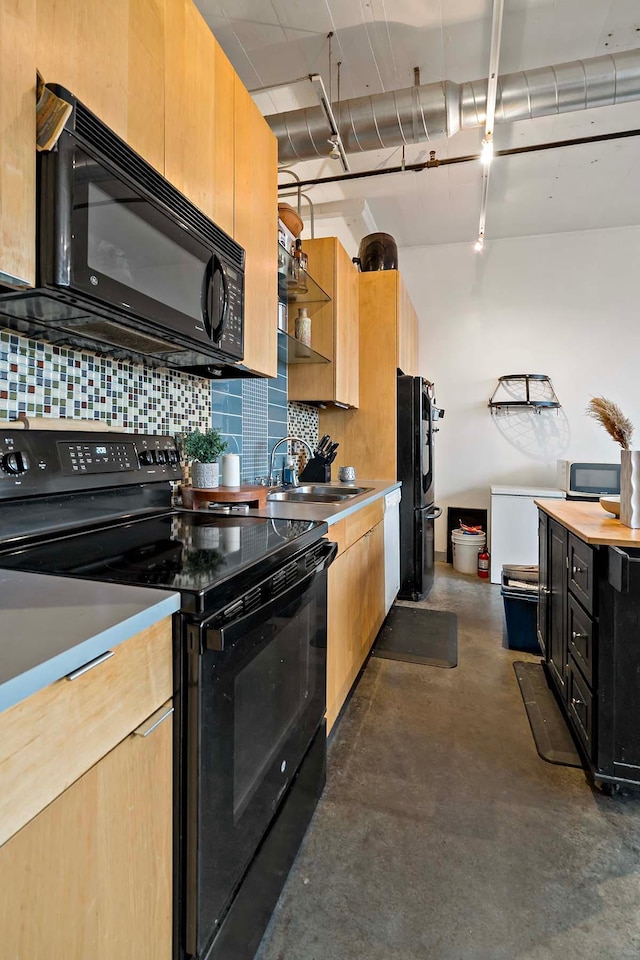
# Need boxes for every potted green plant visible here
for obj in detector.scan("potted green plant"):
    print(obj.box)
[181,427,227,489]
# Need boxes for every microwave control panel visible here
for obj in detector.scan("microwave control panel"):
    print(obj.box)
[217,265,243,357]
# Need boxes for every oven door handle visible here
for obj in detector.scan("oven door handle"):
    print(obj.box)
[204,539,338,652]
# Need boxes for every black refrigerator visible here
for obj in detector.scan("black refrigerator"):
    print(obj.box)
[397,374,444,600]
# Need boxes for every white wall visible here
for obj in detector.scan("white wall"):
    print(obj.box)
[400,225,640,553]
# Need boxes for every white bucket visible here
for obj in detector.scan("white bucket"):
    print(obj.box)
[451,529,486,575]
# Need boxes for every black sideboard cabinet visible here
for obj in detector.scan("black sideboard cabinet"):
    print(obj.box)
[538,507,640,791]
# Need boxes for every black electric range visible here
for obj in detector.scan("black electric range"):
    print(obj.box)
[0,429,333,960]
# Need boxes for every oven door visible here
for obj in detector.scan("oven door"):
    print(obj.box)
[184,540,336,958]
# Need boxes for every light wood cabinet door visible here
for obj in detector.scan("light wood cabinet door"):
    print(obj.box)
[165,0,217,215]
[35,0,166,172]
[0,700,173,960]
[288,236,359,406]
[212,41,235,236]
[0,0,36,288]
[362,519,386,654]
[234,75,278,377]
[319,271,398,479]
[326,516,386,733]
[125,0,167,173]
[165,0,234,232]
[398,273,419,376]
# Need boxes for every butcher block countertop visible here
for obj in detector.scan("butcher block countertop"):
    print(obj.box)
[535,498,640,547]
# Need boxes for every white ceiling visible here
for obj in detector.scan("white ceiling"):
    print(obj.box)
[196,0,640,248]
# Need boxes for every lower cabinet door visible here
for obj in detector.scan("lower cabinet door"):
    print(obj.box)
[548,519,568,696]
[326,519,386,733]
[567,659,593,757]
[0,700,173,960]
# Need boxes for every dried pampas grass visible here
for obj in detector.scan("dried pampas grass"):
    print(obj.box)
[586,397,634,450]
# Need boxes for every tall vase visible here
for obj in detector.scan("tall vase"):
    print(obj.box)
[620,450,640,528]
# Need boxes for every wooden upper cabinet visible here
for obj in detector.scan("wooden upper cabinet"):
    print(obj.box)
[125,0,166,173]
[165,0,234,233]
[288,237,359,407]
[212,41,235,236]
[165,0,216,217]
[398,272,419,376]
[234,76,277,378]
[0,0,36,288]
[36,0,129,138]
[318,269,419,480]
[35,0,166,173]
[35,0,165,172]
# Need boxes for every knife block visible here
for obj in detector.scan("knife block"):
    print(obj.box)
[299,457,331,483]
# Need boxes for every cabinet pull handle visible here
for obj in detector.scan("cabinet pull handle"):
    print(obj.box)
[571,696,584,708]
[65,649,114,681]
[572,631,587,641]
[572,565,584,575]
[133,702,174,738]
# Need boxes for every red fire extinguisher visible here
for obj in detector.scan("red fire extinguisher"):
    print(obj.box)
[477,548,490,579]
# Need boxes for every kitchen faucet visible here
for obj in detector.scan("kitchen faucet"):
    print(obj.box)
[269,436,313,486]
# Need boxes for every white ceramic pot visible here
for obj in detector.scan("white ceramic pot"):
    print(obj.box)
[191,461,219,489]
[620,449,640,528]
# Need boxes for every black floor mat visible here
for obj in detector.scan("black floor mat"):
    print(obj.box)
[372,605,458,668]
[513,660,582,767]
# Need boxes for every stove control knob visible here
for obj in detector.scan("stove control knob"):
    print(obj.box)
[139,449,155,465]
[3,450,30,475]
[167,449,180,464]
[155,450,168,465]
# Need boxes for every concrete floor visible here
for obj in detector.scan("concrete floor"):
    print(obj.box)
[255,562,640,960]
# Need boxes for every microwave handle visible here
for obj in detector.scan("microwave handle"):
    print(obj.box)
[203,254,228,343]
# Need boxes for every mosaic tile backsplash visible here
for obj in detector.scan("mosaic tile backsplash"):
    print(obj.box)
[0,331,212,435]
[0,330,320,482]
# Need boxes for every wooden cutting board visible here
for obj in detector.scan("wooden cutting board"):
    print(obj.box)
[5,414,122,431]
[181,484,268,510]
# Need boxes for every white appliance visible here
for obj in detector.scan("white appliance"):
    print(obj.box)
[384,488,402,612]
[490,484,566,584]
[556,460,620,499]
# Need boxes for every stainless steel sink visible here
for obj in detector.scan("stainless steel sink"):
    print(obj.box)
[267,485,372,504]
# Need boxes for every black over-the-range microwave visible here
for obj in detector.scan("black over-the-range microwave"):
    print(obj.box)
[0,85,245,378]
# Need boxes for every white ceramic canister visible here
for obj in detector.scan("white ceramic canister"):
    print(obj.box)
[221,453,241,487]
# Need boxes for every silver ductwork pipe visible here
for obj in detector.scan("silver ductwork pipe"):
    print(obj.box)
[268,48,640,162]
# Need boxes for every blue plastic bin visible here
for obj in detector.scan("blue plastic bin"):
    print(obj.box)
[501,585,540,653]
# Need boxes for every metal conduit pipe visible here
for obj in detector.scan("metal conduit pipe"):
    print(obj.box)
[267,48,640,162]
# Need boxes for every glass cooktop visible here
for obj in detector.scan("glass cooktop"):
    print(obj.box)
[0,511,325,607]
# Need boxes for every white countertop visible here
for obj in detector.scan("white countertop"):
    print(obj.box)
[0,570,180,714]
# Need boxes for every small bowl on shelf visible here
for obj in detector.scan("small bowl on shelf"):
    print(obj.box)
[600,495,621,517]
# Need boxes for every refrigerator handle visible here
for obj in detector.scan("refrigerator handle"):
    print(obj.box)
[416,505,442,519]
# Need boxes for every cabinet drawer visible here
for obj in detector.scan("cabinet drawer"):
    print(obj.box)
[567,594,595,687]
[0,618,173,847]
[568,533,596,614]
[567,656,593,757]
[344,498,384,551]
